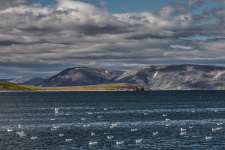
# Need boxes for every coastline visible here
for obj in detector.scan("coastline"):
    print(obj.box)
[0,82,145,92]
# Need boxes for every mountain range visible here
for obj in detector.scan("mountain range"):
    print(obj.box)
[9,75,52,86]
[8,64,225,90]
[107,65,225,90]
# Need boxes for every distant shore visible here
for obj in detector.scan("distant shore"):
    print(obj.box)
[0,82,145,92]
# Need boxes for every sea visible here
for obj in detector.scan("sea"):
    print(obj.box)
[1,91,225,150]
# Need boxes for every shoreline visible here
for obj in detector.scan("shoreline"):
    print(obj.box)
[0,89,223,92]
[0,90,129,92]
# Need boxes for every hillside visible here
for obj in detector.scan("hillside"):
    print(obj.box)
[108,64,225,90]
[0,82,33,91]
[10,75,52,86]
[0,79,12,82]
[37,67,124,87]
[0,82,143,91]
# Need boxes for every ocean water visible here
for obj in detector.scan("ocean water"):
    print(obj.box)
[1,91,225,149]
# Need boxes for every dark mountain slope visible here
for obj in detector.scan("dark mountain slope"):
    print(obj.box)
[37,67,124,87]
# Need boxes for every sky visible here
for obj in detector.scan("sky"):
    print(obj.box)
[0,0,225,79]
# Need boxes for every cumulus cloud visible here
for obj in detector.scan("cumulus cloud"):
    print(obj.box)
[0,0,224,78]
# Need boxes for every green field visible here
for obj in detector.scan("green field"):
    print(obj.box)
[0,82,144,91]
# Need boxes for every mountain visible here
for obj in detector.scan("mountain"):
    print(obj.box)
[36,65,225,90]
[0,79,13,82]
[37,67,125,87]
[108,64,225,90]
[10,75,52,86]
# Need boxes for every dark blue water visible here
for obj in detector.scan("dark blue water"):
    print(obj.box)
[1,91,225,149]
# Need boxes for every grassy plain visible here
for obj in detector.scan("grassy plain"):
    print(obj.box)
[0,82,143,91]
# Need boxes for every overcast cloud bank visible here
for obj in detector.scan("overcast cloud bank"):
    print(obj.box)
[0,0,225,78]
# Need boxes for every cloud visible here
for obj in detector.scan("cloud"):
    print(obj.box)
[0,0,31,10]
[213,0,225,4]
[188,0,205,7]
[0,0,224,78]
[170,44,194,50]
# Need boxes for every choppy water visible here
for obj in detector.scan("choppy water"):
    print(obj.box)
[1,91,225,149]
